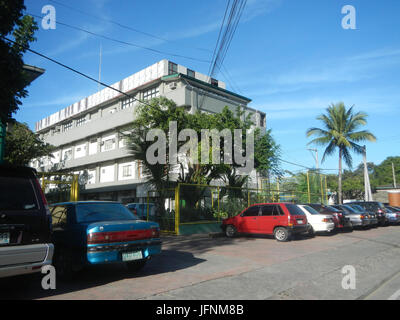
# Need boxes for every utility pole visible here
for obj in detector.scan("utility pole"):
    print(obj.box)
[363,145,373,201]
[308,148,324,203]
[392,162,397,188]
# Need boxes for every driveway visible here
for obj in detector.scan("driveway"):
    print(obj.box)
[1,225,400,300]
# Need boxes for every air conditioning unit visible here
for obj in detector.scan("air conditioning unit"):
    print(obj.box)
[169,82,177,90]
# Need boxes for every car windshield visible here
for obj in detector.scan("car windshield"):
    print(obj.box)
[342,205,357,213]
[285,204,305,216]
[350,204,365,212]
[302,205,320,215]
[326,206,341,212]
[76,203,138,223]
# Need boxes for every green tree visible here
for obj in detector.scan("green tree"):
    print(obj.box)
[306,102,376,203]
[0,0,38,162]
[4,122,54,166]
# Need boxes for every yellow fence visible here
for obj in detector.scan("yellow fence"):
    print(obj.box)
[39,172,79,202]
[146,181,328,235]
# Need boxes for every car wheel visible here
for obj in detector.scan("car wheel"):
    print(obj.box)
[274,227,290,242]
[225,225,237,238]
[53,249,75,279]
[126,260,147,272]
[308,226,315,237]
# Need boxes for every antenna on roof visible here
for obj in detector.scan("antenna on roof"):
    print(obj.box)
[98,42,102,92]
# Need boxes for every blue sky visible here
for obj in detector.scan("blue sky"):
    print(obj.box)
[18,0,400,175]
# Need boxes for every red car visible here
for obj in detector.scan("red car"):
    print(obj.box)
[221,203,309,242]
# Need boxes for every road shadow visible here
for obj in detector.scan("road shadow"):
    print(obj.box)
[0,249,205,300]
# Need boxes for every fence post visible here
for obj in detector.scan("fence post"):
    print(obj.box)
[325,175,328,204]
[307,171,311,203]
[217,186,220,218]
[174,184,180,235]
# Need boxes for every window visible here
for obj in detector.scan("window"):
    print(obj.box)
[187,69,195,78]
[76,203,137,223]
[76,116,86,127]
[0,177,38,211]
[242,206,260,217]
[122,97,135,109]
[51,206,68,228]
[260,114,266,127]
[285,204,305,216]
[303,205,320,215]
[261,205,283,216]
[62,149,72,161]
[143,87,159,100]
[63,121,73,131]
[210,78,218,87]
[104,139,114,151]
[168,61,178,75]
[122,165,132,177]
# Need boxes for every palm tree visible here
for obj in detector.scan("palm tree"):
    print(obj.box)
[306,102,376,204]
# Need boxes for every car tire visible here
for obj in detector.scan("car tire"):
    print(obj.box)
[225,225,237,238]
[126,260,147,272]
[274,227,290,242]
[308,226,315,238]
[53,249,75,279]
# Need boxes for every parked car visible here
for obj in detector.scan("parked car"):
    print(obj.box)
[332,204,371,229]
[349,201,389,226]
[50,201,161,277]
[346,203,378,227]
[304,203,351,230]
[221,203,309,242]
[297,205,335,236]
[383,205,400,225]
[0,165,54,278]
[126,203,156,220]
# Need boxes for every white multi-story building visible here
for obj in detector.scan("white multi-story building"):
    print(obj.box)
[33,59,266,202]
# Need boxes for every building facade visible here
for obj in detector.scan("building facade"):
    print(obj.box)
[33,59,266,203]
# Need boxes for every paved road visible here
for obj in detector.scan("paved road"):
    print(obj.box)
[1,225,400,300]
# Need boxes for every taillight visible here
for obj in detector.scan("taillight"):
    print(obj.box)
[360,215,365,219]
[322,218,331,223]
[87,228,159,244]
[34,177,50,215]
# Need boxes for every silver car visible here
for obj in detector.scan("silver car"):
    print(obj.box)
[332,205,370,228]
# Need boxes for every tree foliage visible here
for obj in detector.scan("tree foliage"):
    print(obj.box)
[5,122,54,166]
[306,102,376,203]
[0,0,38,123]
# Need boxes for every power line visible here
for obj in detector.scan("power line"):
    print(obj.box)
[1,36,153,109]
[27,13,210,64]
[47,0,212,54]
[199,0,247,109]
[46,0,246,95]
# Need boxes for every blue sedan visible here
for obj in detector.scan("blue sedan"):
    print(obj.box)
[50,201,162,277]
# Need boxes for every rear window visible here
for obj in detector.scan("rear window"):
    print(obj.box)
[76,203,138,223]
[302,205,320,215]
[0,176,39,211]
[285,204,305,216]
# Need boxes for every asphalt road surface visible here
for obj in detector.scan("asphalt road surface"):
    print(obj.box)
[1,224,400,300]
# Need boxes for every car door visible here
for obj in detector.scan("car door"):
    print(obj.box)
[237,205,260,234]
[259,205,285,234]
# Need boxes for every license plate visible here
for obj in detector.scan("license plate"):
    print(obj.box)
[122,251,143,261]
[297,220,304,224]
[0,233,10,245]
